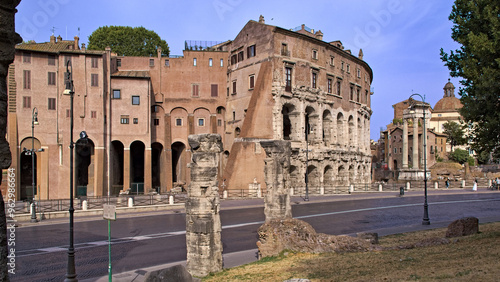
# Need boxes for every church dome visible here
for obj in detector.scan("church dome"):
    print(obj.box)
[434,79,463,112]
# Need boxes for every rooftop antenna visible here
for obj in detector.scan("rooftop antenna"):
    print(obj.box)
[51,26,56,36]
[78,27,80,37]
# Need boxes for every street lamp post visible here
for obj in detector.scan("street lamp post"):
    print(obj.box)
[409,93,430,226]
[30,107,39,222]
[63,59,78,281]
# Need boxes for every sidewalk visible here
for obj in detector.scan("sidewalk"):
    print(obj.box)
[79,188,499,282]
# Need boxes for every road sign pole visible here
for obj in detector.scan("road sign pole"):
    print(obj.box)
[108,219,112,282]
[103,204,116,282]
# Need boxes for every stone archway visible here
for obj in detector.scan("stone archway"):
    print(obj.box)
[172,141,186,186]
[110,140,124,195]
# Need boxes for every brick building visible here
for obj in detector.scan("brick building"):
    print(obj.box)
[6,16,373,200]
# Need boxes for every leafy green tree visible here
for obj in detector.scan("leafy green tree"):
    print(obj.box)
[442,121,466,151]
[440,0,500,162]
[88,26,170,57]
[449,148,471,164]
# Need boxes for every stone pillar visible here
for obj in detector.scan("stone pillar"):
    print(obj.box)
[402,119,408,169]
[144,147,152,192]
[412,119,418,169]
[260,140,292,221]
[1,1,22,280]
[123,148,130,191]
[185,134,223,277]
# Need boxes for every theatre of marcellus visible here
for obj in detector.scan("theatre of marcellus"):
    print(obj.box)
[5,16,373,200]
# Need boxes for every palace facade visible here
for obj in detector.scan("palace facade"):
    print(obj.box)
[5,16,373,200]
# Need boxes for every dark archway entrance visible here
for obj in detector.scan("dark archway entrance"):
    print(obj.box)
[171,142,186,184]
[152,142,163,191]
[130,141,145,193]
[20,151,37,201]
[110,141,124,195]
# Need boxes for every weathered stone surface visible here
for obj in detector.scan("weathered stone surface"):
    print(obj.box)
[260,140,292,221]
[445,217,479,238]
[257,218,377,258]
[144,265,200,282]
[185,134,223,277]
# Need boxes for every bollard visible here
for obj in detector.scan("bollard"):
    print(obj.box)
[82,200,88,211]
[406,182,411,190]
[461,180,465,188]
[320,187,324,195]
[289,187,294,196]
[399,187,405,196]
[434,182,438,189]
[169,195,174,205]
[378,183,383,192]
[128,197,133,208]
[223,190,228,199]
[349,185,354,194]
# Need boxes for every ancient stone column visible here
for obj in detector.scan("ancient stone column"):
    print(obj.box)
[0,1,22,281]
[402,118,408,169]
[412,118,419,169]
[260,140,292,221]
[185,134,223,277]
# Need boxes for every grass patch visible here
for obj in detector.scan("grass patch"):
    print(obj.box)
[203,222,500,281]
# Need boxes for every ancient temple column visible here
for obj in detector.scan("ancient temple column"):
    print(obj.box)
[402,118,408,169]
[185,134,223,277]
[260,140,292,221]
[412,118,419,169]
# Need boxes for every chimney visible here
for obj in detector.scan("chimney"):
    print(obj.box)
[259,15,265,24]
[74,36,79,50]
[358,49,364,60]
[157,47,162,58]
[57,35,62,43]
[81,43,86,51]
[315,30,323,41]
[50,35,56,44]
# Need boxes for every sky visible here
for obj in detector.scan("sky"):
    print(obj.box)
[15,0,461,141]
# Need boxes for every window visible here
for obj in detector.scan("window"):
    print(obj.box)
[133,118,138,124]
[192,84,199,97]
[211,84,218,97]
[330,56,334,66]
[23,70,31,89]
[347,64,350,73]
[232,111,236,121]
[394,148,397,154]
[350,85,354,100]
[312,49,318,60]
[237,51,244,62]
[193,58,197,66]
[149,59,154,67]
[312,72,317,89]
[249,75,255,89]
[132,96,140,105]
[48,54,56,66]
[116,59,121,67]
[23,96,31,108]
[113,89,121,99]
[327,78,332,94]
[220,58,224,67]
[176,118,182,126]
[217,119,222,127]
[198,118,205,126]
[153,118,159,125]
[91,74,98,87]
[48,98,56,110]
[165,59,170,67]
[209,58,213,67]
[66,109,71,118]
[356,88,360,102]
[341,61,345,71]
[365,90,368,103]
[285,67,292,92]
[232,80,236,95]
[91,57,98,68]
[230,54,237,65]
[23,52,31,63]
[91,111,97,118]
[120,115,129,124]
[152,105,160,113]
[48,72,56,85]
[357,68,361,78]
[247,45,256,58]
[281,43,289,56]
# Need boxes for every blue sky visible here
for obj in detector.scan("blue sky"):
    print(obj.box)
[16,0,460,140]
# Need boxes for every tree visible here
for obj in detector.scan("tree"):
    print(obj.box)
[442,121,466,151]
[449,148,474,165]
[87,26,170,57]
[440,0,500,162]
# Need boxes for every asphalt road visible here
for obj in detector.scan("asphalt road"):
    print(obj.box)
[9,191,500,281]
